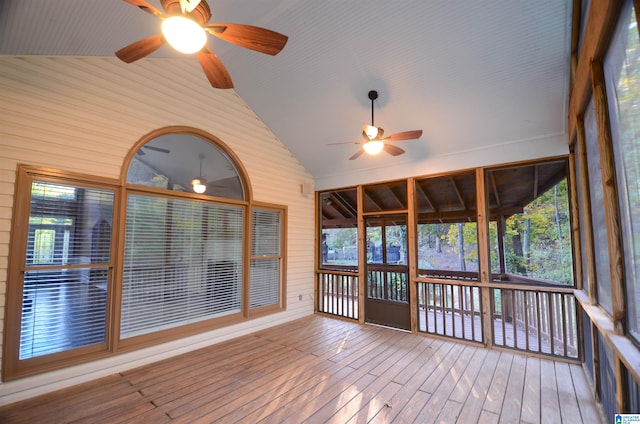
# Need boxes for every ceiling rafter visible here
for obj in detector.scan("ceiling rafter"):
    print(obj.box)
[331,192,357,218]
[415,183,437,212]
[449,176,466,210]
[489,171,502,208]
[363,190,386,211]
[386,186,406,209]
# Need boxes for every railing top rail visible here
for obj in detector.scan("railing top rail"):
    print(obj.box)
[414,277,575,294]
[317,268,358,277]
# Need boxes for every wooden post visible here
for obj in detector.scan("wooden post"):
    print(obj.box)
[407,178,419,333]
[357,185,366,324]
[591,58,627,413]
[476,168,493,348]
[575,118,598,303]
[591,59,626,335]
[568,148,583,290]
[314,191,320,314]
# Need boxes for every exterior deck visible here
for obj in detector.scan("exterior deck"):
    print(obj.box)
[0,315,604,423]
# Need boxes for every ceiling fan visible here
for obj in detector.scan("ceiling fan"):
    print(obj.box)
[116,0,288,89]
[328,90,423,160]
[137,145,171,156]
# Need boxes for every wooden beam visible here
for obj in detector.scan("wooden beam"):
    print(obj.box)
[332,192,357,217]
[357,185,366,324]
[415,182,436,212]
[568,149,583,291]
[591,59,626,337]
[320,218,358,228]
[363,190,384,212]
[575,117,598,303]
[386,185,406,209]
[476,168,492,349]
[407,178,418,334]
[570,0,582,91]
[449,176,466,210]
[568,0,621,140]
[489,171,501,208]
[592,57,628,414]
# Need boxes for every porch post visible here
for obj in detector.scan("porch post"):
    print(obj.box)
[476,168,493,348]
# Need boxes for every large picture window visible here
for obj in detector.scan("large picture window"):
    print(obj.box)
[121,195,244,338]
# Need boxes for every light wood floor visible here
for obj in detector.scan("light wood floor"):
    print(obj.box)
[0,315,605,423]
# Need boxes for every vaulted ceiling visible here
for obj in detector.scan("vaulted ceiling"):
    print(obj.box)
[0,0,572,189]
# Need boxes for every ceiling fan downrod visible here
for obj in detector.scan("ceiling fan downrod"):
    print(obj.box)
[368,90,378,126]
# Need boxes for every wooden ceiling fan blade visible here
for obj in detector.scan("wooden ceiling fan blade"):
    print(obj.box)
[115,34,165,63]
[387,130,423,141]
[122,0,164,17]
[205,24,288,55]
[349,149,365,160]
[197,47,234,89]
[383,144,406,156]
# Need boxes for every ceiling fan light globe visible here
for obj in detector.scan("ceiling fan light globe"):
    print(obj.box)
[364,124,379,140]
[363,140,384,155]
[192,178,207,193]
[162,16,207,54]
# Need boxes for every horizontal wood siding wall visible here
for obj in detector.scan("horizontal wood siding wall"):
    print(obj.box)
[0,55,314,404]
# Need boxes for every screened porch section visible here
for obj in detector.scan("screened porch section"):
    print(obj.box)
[317,159,579,360]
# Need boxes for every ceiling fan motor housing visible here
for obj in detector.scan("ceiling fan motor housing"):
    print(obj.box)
[161,0,211,24]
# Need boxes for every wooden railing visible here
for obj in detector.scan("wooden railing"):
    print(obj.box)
[367,264,408,302]
[416,279,483,343]
[491,284,578,359]
[318,267,579,360]
[316,267,358,319]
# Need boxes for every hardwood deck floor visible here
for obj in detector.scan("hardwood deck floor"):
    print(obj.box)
[0,315,606,423]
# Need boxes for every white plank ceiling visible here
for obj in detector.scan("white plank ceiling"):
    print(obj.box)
[0,0,572,189]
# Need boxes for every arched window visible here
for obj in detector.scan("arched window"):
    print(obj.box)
[120,129,251,342]
[126,130,247,200]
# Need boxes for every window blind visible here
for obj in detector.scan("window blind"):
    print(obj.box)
[21,181,114,360]
[121,194,244,339]
[250,208,281,308]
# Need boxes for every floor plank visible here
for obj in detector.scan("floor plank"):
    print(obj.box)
[0,315,605,424]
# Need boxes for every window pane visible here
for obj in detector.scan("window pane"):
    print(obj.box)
[385,224,407,265]
[21,269,108,359]
[417,223,478,273]
[20,181,114,360]
[121,195,244,338]
[487,161,573,285]
[604,2,640,340]
[28,183,113,266]
[584,98,613,313]
[416,171,478,277]
[126,133,245,200]
[322,228,358,266]
[320,189,358,267]
[250,208,282,309]
[250,259,279,308]
[252,209,281,256]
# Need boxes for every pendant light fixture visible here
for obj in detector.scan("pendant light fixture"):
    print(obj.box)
[192,154,207,194]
